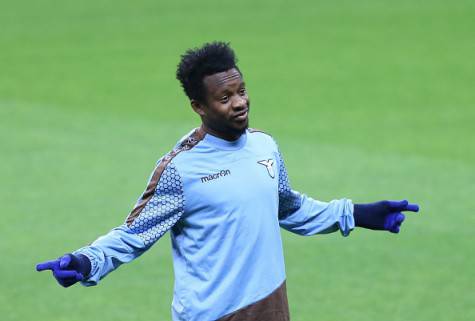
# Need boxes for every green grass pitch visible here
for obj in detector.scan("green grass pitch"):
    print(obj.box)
[1,1,474,320]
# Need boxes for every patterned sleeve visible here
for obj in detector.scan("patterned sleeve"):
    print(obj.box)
[276,150,354,237]
[74,161,184,286]
[127,162,184,246]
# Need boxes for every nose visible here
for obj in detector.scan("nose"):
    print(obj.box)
[231,95,247,110]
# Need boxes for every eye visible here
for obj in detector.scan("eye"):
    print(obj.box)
[220,96,229,104]
[239,88,247,96]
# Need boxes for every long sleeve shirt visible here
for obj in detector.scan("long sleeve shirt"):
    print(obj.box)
[74,127,354,321]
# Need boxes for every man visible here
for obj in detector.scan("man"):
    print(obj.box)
[36,42,419,321]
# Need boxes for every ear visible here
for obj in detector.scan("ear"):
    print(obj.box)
[191,99,206,117]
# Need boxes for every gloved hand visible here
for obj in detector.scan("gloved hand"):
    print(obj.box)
[36,253,91,287]
[353,200,419,233]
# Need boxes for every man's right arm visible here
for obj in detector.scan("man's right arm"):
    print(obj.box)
[36,161,185,287]
[72,224,152,286]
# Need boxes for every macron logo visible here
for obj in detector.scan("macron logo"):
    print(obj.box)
[200,170,231,183]
[258,159,275,178]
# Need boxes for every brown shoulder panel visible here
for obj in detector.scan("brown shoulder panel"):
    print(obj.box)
[125,127,206,226]
[217,281,289,321]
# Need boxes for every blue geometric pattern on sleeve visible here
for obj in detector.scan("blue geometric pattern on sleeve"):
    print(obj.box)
[277,151,303,219]
[129,162,184,246]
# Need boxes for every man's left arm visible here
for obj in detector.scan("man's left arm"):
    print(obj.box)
[276,151,419,236]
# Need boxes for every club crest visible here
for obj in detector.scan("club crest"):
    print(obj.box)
[257,159,275,178]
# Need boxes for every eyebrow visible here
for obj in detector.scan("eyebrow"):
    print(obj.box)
[216,82,246,97]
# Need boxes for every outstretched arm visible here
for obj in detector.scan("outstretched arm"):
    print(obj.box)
[36,161,185,287]
[275,148,419,236]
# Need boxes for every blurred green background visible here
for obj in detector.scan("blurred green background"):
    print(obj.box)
[1,0,474,320]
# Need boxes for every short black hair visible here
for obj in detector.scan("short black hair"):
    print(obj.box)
[176,41,239,102]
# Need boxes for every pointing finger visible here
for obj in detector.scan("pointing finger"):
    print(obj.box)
[405,203,419,212]
[36,260,58,272]
[387,200,409,211]
[54,270,79,279]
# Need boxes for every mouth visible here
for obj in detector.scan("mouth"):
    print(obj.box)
[233,109,248,122]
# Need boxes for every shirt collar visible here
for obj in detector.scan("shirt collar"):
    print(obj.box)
[202,130,247,151]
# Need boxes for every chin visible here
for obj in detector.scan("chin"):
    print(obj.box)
[234,123,249,135]
[223,125,247,139]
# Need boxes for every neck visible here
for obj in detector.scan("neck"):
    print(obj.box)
[201,124,243,141]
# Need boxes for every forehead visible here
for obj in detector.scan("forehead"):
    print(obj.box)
[203,68,243,94]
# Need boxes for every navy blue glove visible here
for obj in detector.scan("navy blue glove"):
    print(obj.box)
[354,200,419,233]
[36,253,91,287]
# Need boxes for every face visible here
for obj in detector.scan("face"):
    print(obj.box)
[192,68,250,141]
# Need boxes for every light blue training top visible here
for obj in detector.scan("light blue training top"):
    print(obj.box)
[74,128,354,321]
